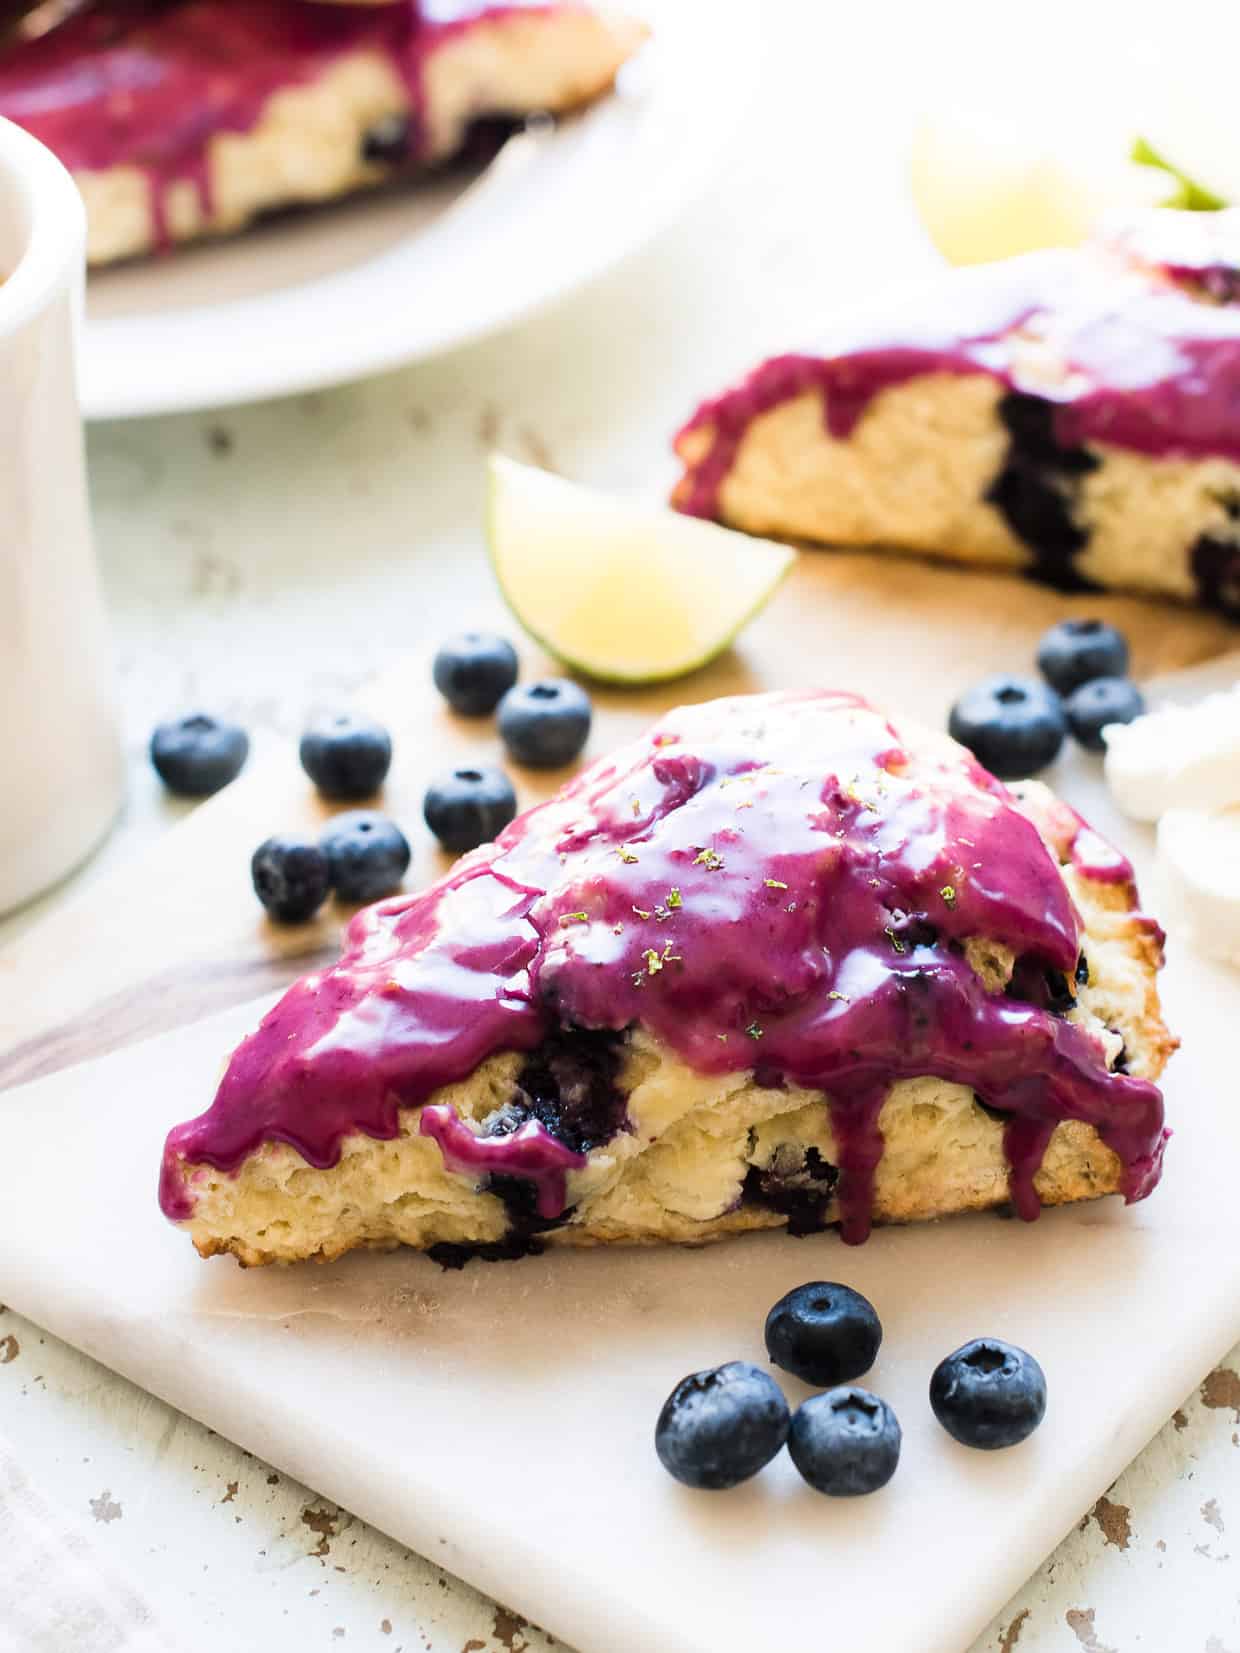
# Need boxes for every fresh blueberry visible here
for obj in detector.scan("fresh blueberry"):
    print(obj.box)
[251,835,331,924]
[788,1386,901,1496]
[654,1361,790,1490]
[432,632,519,717]
[1063,676,1146,752]
[929,1337,1047,1450]
[150,713,249,798]
[498,679,592,768]
[764,1281,882,1388]
[299,712,392,800]
[423,765,517,854]
[1036,618,1129,695]
[948,675,1066,780]
[319,811,411,903]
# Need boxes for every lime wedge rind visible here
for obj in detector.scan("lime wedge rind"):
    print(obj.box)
[486,456,796,686]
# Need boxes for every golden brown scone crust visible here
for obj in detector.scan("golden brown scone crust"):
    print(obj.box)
[172,774,1174,1268]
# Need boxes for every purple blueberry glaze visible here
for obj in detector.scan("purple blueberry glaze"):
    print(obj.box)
[419,1105,584,1220]
[0,0,563,249]
[160,690,1167,1245]
[674,231,1240,527]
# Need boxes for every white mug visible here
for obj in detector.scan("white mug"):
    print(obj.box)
[0,118,123,915]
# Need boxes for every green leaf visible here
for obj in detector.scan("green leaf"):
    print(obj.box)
[1131,136,1226,211]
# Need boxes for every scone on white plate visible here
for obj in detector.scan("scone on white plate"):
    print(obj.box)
[0,0,646,265]
[159,689,1174,1267]
[672,209,1240,617]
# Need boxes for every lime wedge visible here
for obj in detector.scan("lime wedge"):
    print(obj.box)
[909,111,1164,266]
[486,456,796,685]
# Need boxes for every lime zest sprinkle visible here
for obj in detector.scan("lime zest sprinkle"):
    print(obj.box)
[940,884,957,907]
[764,878,788,890]
[632,906,652,920]
[630,797,642,816]
[745,1021,764,1040]
[560,911,589,926]
[616,845,639,864]
[828,990,850,1002]
[884,926,907,955]
[693,847,725,871]
[666,887,682,909]
[643,942,682,977]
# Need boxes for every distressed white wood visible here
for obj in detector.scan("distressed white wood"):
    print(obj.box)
[4,1,1240,1648]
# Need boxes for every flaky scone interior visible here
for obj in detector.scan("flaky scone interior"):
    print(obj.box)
[672,209,1240,617]
[160,690,1174,1268]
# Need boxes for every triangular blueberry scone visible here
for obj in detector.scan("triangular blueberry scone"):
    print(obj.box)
[160,690,1174,1267]
[673,210,1240,616]
[0,0,645,264]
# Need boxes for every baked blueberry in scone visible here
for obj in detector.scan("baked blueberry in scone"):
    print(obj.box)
[0,0,645,265]
[159,690,1174,1266]
[672,209,1240,617]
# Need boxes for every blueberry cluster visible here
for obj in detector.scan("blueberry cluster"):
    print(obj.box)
[425,632,591,852]
[948,619,1145,780]
[252,812,411,922]
[149,633,594,927]
[655,1281,1045,1497]
[258,712,413,922]
[432,631,593,768]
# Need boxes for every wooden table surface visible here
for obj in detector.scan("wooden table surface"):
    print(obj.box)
[4,3,1240,1650]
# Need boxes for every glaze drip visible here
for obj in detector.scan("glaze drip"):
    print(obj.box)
[160,690,1167,1246]
[419,1103,583,1220]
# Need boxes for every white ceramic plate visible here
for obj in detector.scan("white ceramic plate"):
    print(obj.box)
[80,0,748,420]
